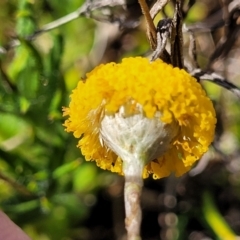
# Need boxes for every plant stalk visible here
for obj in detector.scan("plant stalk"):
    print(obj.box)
[138,0,157,49]
[123,159,144,240]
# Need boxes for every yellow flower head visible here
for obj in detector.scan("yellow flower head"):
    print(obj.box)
[63,57,216,179]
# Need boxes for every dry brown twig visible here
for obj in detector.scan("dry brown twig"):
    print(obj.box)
[185,0,240,98]
[138,0,157,49]
[150,0,170,19]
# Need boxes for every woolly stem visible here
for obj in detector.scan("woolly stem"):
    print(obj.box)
[123,157,144,240]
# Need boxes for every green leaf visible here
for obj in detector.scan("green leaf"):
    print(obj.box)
[52,159,81,179]
[0,112,30,143]
[73,163,98,193]
[4,199,40,214]
[202,191,237,240]
[16,0,36,36]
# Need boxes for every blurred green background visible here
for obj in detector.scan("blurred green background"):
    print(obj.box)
[1,0,240,239]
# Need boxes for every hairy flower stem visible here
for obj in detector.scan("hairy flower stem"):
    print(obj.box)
[123,158,144,240]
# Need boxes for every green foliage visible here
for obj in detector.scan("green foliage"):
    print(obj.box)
[0,1,102,239]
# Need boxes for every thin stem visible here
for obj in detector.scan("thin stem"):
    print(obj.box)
[123,159,144,240]
[138,0,157,49]
[0,171,35,197]
[150,0,170,20]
